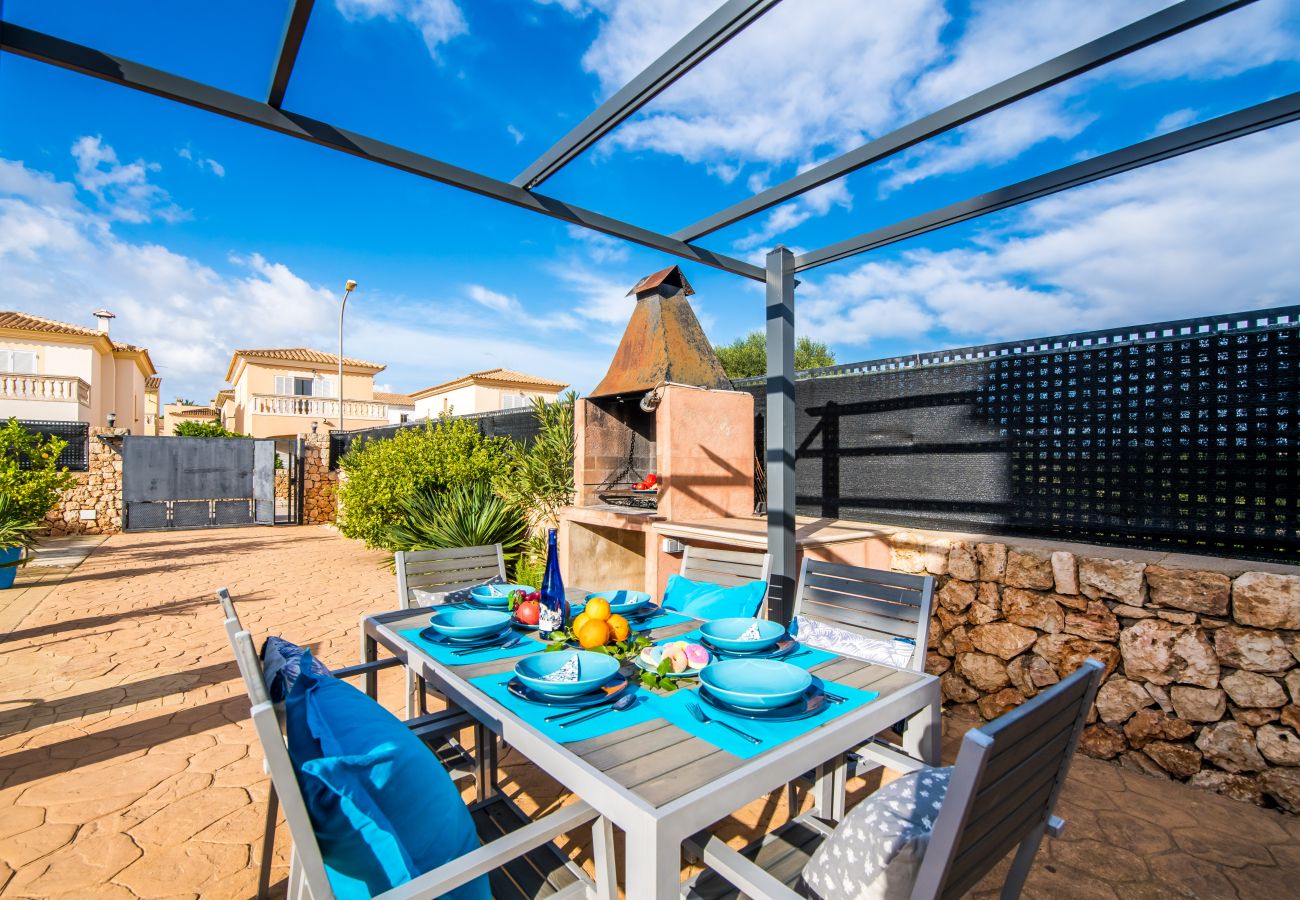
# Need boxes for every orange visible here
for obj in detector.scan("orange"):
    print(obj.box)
[571,612,591,635]
[585,597,612,622]
[576,619,610,649]
[607,614,630,643]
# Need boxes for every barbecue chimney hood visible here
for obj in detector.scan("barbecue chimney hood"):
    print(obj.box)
[588,265,731,398]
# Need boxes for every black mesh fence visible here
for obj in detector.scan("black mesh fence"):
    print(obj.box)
[329,407,545,468]
[736,306,1300,564]
[15,420,90,471]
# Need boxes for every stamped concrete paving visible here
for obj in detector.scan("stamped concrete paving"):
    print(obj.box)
[1,527,1297,899]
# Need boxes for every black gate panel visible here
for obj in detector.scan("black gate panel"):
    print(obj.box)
[122,436,275,531]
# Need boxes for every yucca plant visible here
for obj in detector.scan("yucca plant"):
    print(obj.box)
[386,480,528,574]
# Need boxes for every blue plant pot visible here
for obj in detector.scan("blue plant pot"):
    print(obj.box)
[0,546,22,589]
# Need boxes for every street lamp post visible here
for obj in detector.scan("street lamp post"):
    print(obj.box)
[338,279,357,435]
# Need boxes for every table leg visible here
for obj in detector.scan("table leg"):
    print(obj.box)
[903,685,942,767]
[623,823,681,900]
[811,755,847,821]
[360,627,378,700]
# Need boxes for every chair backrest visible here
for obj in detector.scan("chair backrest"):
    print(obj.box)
[911,658,1105,900]
[679,545,772,588]
[792,559,934,670]
[395,544,506,609]
[216,586,243,647]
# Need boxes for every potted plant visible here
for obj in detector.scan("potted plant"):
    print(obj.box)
[0,495,39,588]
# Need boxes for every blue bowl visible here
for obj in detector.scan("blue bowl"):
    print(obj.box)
[699,617,786,652]
[514,651,620,697]
[427,607,512,640]
[470,583,533,608]
[584,590,652,616]
[699,658,812,710]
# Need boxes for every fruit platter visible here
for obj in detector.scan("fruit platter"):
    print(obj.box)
[543,595,653,662]
[631,472,658,493]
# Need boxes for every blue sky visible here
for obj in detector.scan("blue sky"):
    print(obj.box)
[2,0,1298,402]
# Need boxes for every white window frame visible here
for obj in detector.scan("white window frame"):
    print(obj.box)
[0,349,37,374]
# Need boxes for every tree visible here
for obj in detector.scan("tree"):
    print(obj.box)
[713,331,836,379]
[0,419,76,525]
[174,419,245,438]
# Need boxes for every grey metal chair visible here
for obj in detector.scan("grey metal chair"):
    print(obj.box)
[679,545,772,588]
[216,587,481,900]
[395,545,507,717]
[786,558,935,816]
[395,544,507,608]
[684,658,1104,900]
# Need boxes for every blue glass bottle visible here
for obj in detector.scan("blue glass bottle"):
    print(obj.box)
[538,528,566,636]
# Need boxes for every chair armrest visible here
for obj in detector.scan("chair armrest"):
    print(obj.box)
[407,709,474,741]
[685,834,804,900]
[330,658,402,680]
[372,801,598,900]
[1046,815,1065,838]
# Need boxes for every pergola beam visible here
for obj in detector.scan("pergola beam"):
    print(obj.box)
[0,23,764,282]
[794,90,1300,271]
[267,0,316,108]
[511,0,783,190]
[673,0,1258,242]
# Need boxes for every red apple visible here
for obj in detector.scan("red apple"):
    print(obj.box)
[514,600,540,626]
[644,473,657,486]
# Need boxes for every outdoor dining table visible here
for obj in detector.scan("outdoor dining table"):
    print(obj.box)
[359,588,941,900]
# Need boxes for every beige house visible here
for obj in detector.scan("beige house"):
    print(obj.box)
[144,376,162,435]
[222,348,393,439]
[376,391,415,425]
[214,389,235,430]
[410,368,568,418]
[0,310,156,432]
[161,400,223,435]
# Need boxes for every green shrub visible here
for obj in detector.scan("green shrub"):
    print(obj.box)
[337,415,511,548]
[0,419,76,527]
[493,394,575,581]
[0,494,41,557]
[386,481,527,572]
[174,419,245,438]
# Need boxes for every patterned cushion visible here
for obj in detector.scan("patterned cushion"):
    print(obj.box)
[411,574,504,607]
[792,615,916,668]
[802,768,952,900]
[261,636,333,703]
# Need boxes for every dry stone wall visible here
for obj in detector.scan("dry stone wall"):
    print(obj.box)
[43,427,127,536]
[891,531,1300,814]
[301,433,338,525]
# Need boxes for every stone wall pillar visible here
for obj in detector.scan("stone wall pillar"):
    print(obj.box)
[43,427,127,536]
[301,433,338,525]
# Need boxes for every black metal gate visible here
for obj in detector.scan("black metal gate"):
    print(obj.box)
[122,436,276,531]
[274,438,305,525]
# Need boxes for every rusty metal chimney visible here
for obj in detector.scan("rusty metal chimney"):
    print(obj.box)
[589,265,731,398]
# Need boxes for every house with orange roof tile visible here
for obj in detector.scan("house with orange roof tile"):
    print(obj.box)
[410,368,569,418]
[222,347,395,439]
[0,309,157,433]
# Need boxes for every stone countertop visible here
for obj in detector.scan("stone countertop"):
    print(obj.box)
[653,515,890,549]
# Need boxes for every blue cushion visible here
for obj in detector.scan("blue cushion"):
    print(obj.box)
[284,654,488,900]
[261,636,333,703]
[663,575,767,620]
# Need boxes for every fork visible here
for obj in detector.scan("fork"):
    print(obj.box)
[452,635,523,657]
[684,700,762,745]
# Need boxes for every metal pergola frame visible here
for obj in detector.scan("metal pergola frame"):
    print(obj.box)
[3,0,1292,621]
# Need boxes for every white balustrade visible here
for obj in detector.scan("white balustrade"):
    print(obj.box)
[250,394,388,419]
[0,374,91,406]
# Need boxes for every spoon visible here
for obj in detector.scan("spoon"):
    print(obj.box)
[557,692,637,728]
[452,634,523,657]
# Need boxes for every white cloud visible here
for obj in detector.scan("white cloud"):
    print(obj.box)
[799,127,1300,349]
[1153,108,1199,135]
[179,147,226,177]
[72,135,188,223]
[336,0,468,58]
[466,284,518,313]
[506,124,525,144]
[545,0,1300,239]
[563,224,629,264]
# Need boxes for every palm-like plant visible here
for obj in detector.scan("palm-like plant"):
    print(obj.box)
[493,393,575,533]
[0,494,40,569]
[386,481,528,572]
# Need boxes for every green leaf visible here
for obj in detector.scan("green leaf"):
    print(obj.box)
[656,658,672,676]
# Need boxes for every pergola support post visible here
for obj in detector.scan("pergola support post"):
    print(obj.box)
[765,246,797,625]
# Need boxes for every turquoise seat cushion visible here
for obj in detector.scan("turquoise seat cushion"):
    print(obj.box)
[663,575,767,620]
[283,654,488,900]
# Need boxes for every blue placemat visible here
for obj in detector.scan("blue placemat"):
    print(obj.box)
[665,628,837,670]
[399,627,543,666]
[631,609,695,631]
[655,680,879,759]
[470,671,666,743]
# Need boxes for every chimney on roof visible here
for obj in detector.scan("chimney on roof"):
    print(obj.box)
[93,309,115,334]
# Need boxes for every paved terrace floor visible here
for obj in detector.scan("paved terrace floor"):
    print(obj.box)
[1,527,1297,899]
